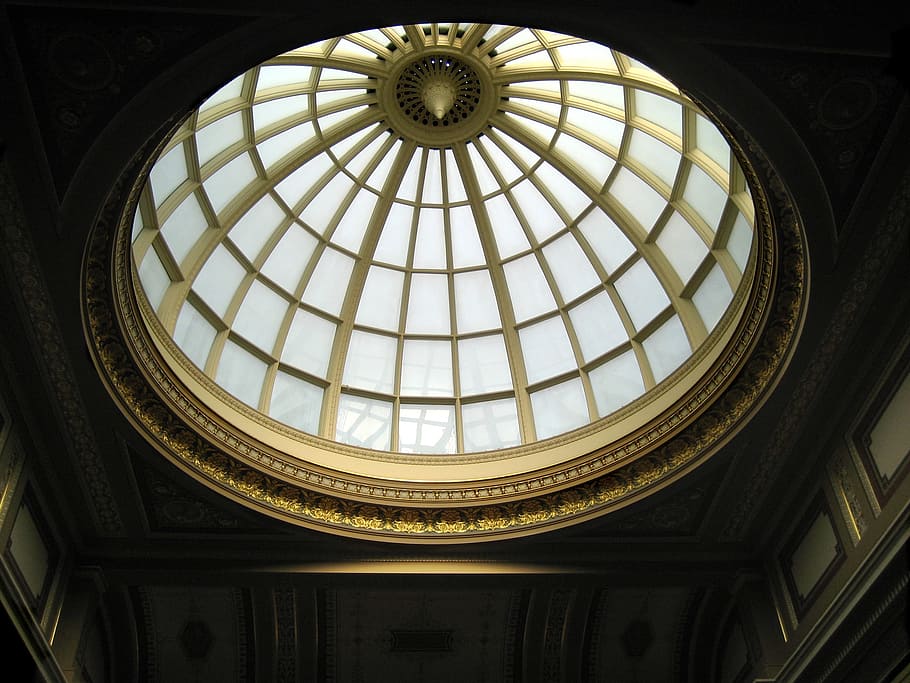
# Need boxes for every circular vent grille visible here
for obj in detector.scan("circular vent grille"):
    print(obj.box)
[395,54,481,128]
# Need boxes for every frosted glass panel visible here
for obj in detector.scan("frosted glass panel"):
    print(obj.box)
[400,340,453,397]
[132,207,144,242]
[194,244,247,317]
[343,330,397,393]
[503,255,557,322]
[269,371,322,433]
[397,148,422,201]
[466,141,500,195]
[366,138,402,190]
[160,192,208,266]
[556,42,618,71]
[634,90,683,137]
[216,340,267,408]
[313,105,369,133]
[253,94,310,131]
[609,167,667,232]
[413,208,447,269]
[454,270,501,333]
[274,151,333,209]
[571,81,626,108]
[356,266,404,331]
[535,163,591,219]
[332,125,373,170]
[495,27,538,53]
[569,291,627,361]
[656,211,709,284]
[300,173,354,234]
[684,165,728,232]
[174,302,217,370]
[502,112,555,146]
[458,335,513,395]
[450,206,485,268]
[260,225,318,294]
[149,143,187,206]
[628,130,681,189]
[201,74,244,110]
[282,309,336,378]
[577,210,635,274]
[643,315,690,382]
[256,121,318,169]
[316,90,363,111]
[543,234,600,303]
[696,114,730,172]
[422,148,443,203]
[333,38,378,59]
[138,249,170,312]
[204,153,259,215]
[531,378,588,439]
[566,107,625,150]
[520,316,577,385]
[693,263,733,331]
[196,112,245,166]
[510,79,561,95]
[373,202,413,266]
[229,194,287,262]
[405,274,450,334]
[727,212,753,273]
[398,404,456,454]
[233,280,289,353]
[301,248,354,315]
[336,394,392,450]
[495,131,542,170]
[462,399,521,451]
[480,135,524,184]
[510,179,564,242]
[346,130,390,178]
[445,149,467,202]
[554,133,615,186]
[485,195,530,258]
[257,65,312,91]
[331,189,377,252]
[589,350,646,416]
[615,259,670,330]
[502,50,553,71]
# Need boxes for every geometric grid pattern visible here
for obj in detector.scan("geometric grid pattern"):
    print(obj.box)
[132,23,755,454]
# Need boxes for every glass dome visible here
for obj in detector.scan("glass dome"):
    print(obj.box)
[131,23,755,458]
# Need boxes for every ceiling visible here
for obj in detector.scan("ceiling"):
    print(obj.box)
[0,1,907,681]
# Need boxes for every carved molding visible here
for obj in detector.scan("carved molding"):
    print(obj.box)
[131,453,267,533]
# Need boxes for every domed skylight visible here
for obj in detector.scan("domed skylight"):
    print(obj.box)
[131,23,755,457]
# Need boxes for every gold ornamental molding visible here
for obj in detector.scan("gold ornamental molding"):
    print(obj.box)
[81,96,806,542]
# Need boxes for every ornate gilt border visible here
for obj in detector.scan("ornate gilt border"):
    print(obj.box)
[81,100,805,542]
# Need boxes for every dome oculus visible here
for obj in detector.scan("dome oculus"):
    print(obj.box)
[131,23,756,460]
